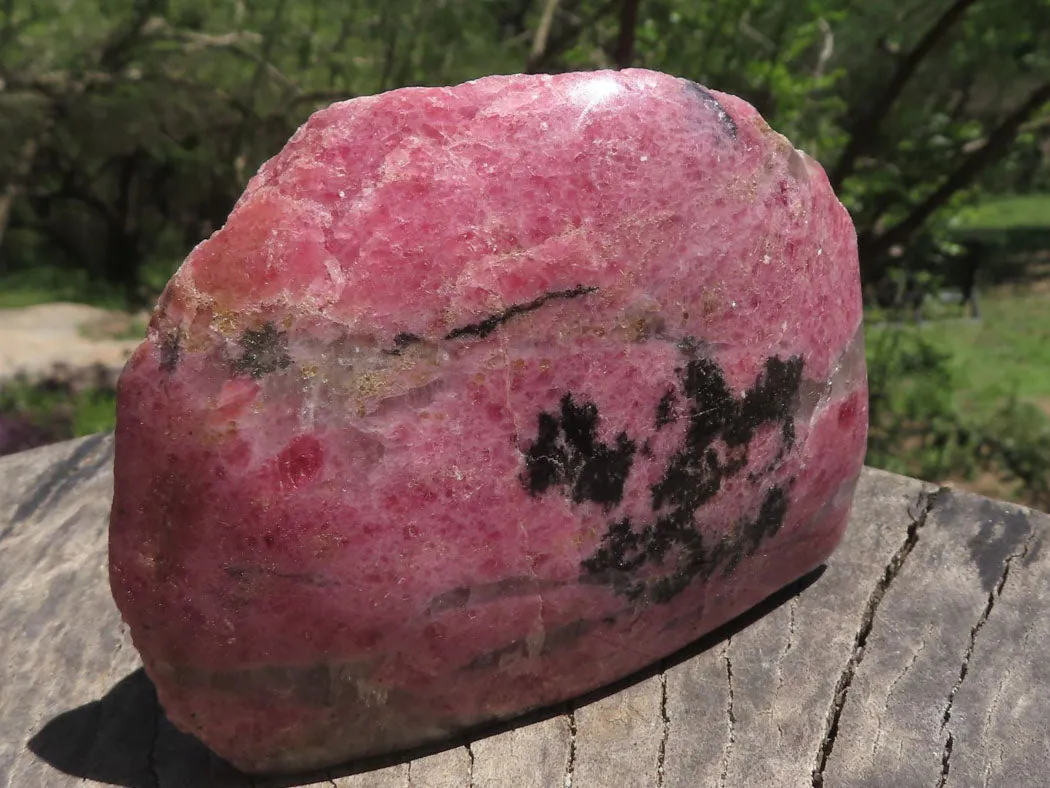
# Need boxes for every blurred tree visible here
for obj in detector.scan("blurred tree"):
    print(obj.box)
[0,0,1047,303]
[615,0,641,68]
[0,0,531,302]
[546,0,1050,294]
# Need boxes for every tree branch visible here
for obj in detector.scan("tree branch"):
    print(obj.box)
[377,4,399,92]
[98,0,167,72]
[285,89,355,111]
[526,0,619,73]
[0,137,41,252]
[226,0,290,183]
[151,19,293,89]
[1,0,15,50]
[813,18,834,81]
[527,0,562,72]
[614,0,641,69]
[830,0,980,190]
[860,80,1050,267]
[0,24,269,99]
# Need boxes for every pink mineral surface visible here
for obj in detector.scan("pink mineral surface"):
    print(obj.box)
[109,68,868,773]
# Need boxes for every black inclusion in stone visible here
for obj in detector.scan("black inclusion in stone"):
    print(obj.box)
[573,345,804,605]
[445,285,598,341]
[737,485,789,558]
[723,356,804,449]
[232,322,292,379]
[655,388,676,428]
[581,482,793,605]
[681,80,738,138]
[521,345,804,605]
[383,332,423,356]
[159,330,181,372]
[521,393,636,511]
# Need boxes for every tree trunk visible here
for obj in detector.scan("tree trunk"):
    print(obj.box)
[830,0,980,191]
[614,0,641,69]
[0,137,42,256]
[860,79,1050,274]
[526,0,561,73]
[526,0,619,74]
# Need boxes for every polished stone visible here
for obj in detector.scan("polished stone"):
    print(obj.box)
[110,69,867,773]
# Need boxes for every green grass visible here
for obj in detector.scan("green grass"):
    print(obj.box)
[0,376,118,439]
[952,194,1050,232]
[69,387,119,435]
[0,257,177,310]
[867,282,1050,422]
[111,316,149,341]
[865,281,1050,508]
[0,267,129,309]
[916,286,1050,414]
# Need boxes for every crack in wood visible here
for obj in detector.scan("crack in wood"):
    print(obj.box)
[564,708,577,788]
[982,743,1004,788]
[773,596,797,743]
[872,631,928,767]
[810,485,945,787]
[983,672,1010,741]
[869,629,927,767]
[936,527,1036,787]
[657,667,669,787]
[719,639,736,788]
[886,631,928,702]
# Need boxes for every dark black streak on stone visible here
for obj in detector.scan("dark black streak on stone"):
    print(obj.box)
[445,285,598,340]
[462,616,619,672]
[582,485,791,604]
[522,343,803,604]
[723,486,789,574]
[522,393,636,511]
[649,354,802,514]
[682,80,738,138]
[427,576,572,616]
[655,388,677,428]
[169,663,342,708]
[232,322,292,379]
[222,563,333,588]
[159,330,181,372]
[429,586,472,615]
[383,332,423,356]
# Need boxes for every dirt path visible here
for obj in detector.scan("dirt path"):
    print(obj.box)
[0,303,145,383]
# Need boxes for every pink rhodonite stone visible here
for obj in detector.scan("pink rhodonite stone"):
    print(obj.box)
[110,69,868,773]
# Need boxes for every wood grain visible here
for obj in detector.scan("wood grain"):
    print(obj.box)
[2,435,1047,787]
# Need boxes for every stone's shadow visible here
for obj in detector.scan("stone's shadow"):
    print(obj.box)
[27,669,151,786]
[3,433,112,538]
[28,669,257,788]
[29,566,824,788]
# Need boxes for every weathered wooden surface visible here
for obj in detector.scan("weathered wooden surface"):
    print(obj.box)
[1,434,1047,788]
